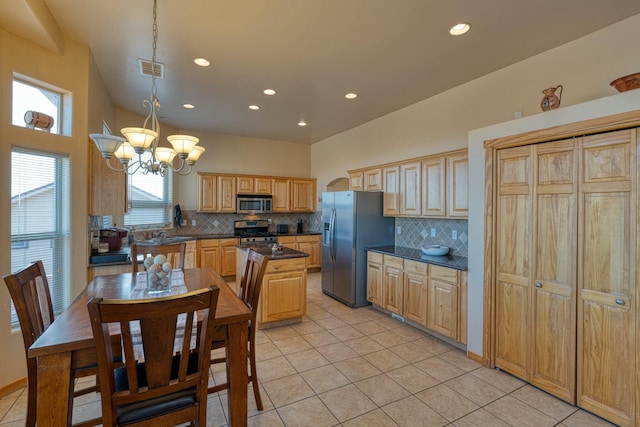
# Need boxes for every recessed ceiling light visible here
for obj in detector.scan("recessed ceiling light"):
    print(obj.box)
[298,120,307,127]
[249,105,260,110]
[183,103,195,109]
[345,93,358,99]
[263,89,276,95]
[450,22,471,36]
[194,58,211,67]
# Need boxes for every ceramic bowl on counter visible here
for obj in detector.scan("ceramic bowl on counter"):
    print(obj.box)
[421,245,449,256]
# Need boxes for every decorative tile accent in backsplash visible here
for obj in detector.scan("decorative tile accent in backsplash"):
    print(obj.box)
[394,217,468,257]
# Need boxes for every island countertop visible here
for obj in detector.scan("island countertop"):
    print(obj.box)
[237,245,310,260]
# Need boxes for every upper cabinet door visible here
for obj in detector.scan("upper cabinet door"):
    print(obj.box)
[88,139,126,216]
[197,173,217,212]
[422,157,446,217]
[291,179,316,212]
[349,171,364,191]
[364,168,383,191]
[400,162,421,216]
[217,175,237,212]
[254,177,273,194]
[272,178,291,212]
[237,176,254,194]
[383,165,400,216]
[447,152,469,217]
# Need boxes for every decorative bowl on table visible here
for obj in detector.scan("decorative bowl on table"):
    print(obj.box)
[610,72,640,92]
[421,245,449,256]
[143,254,173,294]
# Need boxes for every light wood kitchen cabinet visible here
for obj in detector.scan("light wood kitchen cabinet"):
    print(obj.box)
[88,263,131,281]
[349,171,364,191]
[88,139,126,216]
[403,260,428,325]
[366,250,466,343]
[366,252,384,306]
[254,177,272,194]
[291,178,316,212]
[197,237,239,277]
[427,265,459,340]
[259,257,307,326]
[422,156,446,217]
[237,176,254,194]
[277,235,321,269]
[364,168,383,191]
[400,161,421,216]
[447,152,469,217]
[197,173,217,212]
[489,125,638,426]
[382,255,404,314]
[217,175,237,212]
[383,165,400,216]
[272,178,291,212]
[296,235,321,269]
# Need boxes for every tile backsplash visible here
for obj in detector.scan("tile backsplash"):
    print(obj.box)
[91,211,467,257]
[394,217,468,257]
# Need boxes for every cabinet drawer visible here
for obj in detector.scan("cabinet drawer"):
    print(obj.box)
[200,239,220,248]
[404,259,427,274]
[265,257,306,273]
[219,238,239,247]
[277,236,297,244]
[296,235,320,243]
[368,251,383,264]
[383,255,404,269]
[429,265,458,283]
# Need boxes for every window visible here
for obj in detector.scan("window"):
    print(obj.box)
[11,149,71,326]
[12,78,62,134]
[124,152,174,228]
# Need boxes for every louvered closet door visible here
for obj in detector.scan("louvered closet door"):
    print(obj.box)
[577,129,637,426]
[494,145,533,379]
[531,139,578,402]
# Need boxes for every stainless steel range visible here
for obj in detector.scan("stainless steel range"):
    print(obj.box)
[234,220,277,246]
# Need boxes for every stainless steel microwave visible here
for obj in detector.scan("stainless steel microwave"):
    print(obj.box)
[236,194,273,214]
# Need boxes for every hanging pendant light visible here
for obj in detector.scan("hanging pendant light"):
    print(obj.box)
[89,0,204,176]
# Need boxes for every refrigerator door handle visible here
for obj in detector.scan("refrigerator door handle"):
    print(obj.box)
[329,208,336,263]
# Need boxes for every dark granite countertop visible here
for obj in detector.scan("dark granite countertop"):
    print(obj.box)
[367,245,468,271]
[237,245,310,260]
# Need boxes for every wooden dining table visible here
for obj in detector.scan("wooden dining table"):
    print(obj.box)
[28,267,252,426]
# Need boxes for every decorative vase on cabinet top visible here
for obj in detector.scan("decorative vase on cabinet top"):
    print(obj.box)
[540,85,563,111]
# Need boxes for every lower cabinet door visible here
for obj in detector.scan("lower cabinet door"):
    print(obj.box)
[260,271,307,323]
[427,279,458,340]
[404,270,428,326]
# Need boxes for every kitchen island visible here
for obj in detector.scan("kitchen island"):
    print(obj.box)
[236,245,309,329]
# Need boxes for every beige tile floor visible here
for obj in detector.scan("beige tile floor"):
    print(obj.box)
[0,272,618,426]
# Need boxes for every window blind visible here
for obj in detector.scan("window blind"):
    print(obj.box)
[10,148,71,326]
[124,152,173,227]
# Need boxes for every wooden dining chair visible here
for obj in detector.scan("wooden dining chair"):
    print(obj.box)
[130,241,186,274]
[87,286,220,426]
[208,249,269,410]
[3,261,101,427]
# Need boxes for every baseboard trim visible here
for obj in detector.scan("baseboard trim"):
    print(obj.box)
[0,377,26,398]
[467,351,483,365]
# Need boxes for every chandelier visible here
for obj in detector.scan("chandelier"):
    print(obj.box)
[89,0,204,176]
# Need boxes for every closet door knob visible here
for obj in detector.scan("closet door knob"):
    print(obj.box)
[535,282,542,288]
[615,298,625,306]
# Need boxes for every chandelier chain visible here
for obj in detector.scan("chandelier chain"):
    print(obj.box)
[151,0,158,101]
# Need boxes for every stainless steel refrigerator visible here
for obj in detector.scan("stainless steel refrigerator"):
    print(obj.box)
[321,191,395,307]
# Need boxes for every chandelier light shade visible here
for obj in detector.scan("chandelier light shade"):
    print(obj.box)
[88,0,204,176]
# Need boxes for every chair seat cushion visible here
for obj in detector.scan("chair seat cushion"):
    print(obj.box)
[114,352,200,425]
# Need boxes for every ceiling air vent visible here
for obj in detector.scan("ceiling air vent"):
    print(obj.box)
[138,59,165,78]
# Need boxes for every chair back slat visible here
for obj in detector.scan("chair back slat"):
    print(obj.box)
[3,261,55,349]
[239,250,269,318]
[130,242,187,274]
[88,286,219,426]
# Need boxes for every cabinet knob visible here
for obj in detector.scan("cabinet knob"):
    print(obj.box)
[615,298,625,306]
[535,282,542,288]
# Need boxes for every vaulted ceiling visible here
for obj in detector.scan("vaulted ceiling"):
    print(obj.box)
[3,0,640,143]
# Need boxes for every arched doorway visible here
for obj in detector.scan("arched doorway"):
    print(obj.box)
[326,177,349,192]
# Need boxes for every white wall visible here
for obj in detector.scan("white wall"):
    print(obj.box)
[1,30,91,387]
[311,14,640,356]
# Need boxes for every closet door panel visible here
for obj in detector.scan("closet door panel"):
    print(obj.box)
[531,140,577,402]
